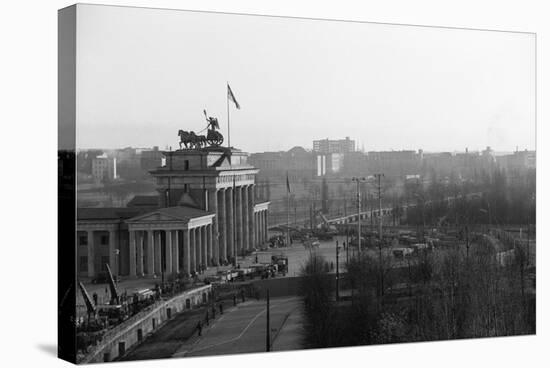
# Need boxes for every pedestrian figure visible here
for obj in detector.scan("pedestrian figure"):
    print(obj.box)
[205,311,209,326]
[92,292,98,306]
[219,302,224,315]
[233,294,237,306]
[197,321,202,336]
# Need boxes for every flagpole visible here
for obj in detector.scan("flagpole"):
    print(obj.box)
[227,82,231,148]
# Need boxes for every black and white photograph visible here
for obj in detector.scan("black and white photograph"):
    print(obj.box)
[55,2,537,365]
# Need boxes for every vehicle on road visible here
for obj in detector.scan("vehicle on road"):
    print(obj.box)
[271,254,288,274]
[303,237,320,248]
[392,247,414,259]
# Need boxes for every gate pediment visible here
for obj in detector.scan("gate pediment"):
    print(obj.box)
[127,212,184,223]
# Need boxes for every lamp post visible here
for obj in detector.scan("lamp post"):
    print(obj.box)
[352,177,366,254]
[336,240,340,302]
[266,289,270,352]
[374,173,384,242]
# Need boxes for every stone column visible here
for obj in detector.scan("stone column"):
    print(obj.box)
[172,230,179,274]
[218,189,226,263]
[208,189,219,266]
[165,230,173,275]
[201,226,208,267]
[196,226,202,271]
[155,231,162,276]
[258,212,263,247]
[253,212,258,248]
[226,187,234,260]
[235,186,243,255]
[189,228,196,273]
[243,185,249,251]
[136,231,144,276]
[182,229,190,275]
[108,229,116,274]
[248,185,255,250]
[128,230,136,277]
[207,224,213,266]
[86,230,94,277]
[262,211,267,243]
[147,230,155,276]
[264,210,269,242]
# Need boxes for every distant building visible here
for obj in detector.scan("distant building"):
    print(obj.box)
[366,150,422,177]
[114,147,141,179]
[497,149,536,172]
[316,153,345,176]
[77,149,103,175]
[342,151,368,176]
[249,146,316,182]
[313,137,355,154]
[140,146,163,172]
[91,154,116,183]
[423,152,454,176]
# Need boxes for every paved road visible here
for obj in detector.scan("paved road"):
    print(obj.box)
[251,235,353,277]
[174,296,303,357]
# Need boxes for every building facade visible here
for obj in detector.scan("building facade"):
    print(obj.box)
[313,136,355,154]
[77,147,270,279]
[140,146,164,173]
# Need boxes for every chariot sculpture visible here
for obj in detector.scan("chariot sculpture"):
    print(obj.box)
[178,110,224,149]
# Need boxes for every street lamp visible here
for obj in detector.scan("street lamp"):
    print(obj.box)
[335,240,340,302]
[352,177,367,254]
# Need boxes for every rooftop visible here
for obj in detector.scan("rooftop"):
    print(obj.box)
[78,205,213,222]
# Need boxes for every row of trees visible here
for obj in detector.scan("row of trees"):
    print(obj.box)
[300,239,535,348]
[403,167,535,227]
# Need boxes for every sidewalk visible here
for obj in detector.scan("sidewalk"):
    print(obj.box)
[271,305,305,351]
[172,302,252,358]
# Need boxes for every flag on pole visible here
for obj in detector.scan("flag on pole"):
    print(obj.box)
[286,172,291,193]
[227,83,241,109]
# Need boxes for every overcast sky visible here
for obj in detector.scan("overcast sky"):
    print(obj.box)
[75,4,535,153]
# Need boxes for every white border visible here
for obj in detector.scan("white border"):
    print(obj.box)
[0,1,547,367]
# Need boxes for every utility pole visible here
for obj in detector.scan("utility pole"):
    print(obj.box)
[352,177,366,254]
[266,289,271,352]
[374,173,384,297]
[374,173,384,241]
[336,240,340,302]
[346,230,349,264]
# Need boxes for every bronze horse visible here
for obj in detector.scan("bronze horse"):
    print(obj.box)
[177,110,224,150]
[178,130,207,149]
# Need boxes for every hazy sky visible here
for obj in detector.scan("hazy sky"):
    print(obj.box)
[75,4,535,153]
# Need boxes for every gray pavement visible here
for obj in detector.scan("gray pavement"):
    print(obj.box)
[174,296,303,357]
